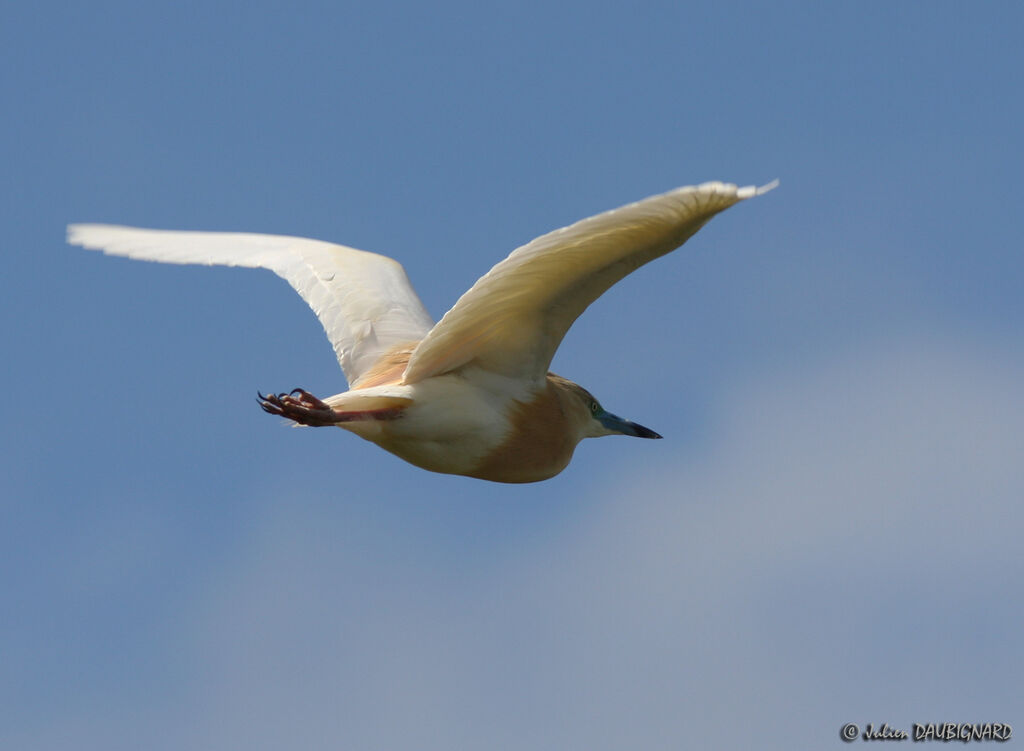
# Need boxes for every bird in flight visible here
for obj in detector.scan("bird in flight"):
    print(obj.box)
[69,180,775,483]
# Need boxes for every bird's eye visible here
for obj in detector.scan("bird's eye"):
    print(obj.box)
[590,401,599,414]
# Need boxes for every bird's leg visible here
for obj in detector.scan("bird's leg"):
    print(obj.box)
[258,389,405,426]
[258,388,345,427]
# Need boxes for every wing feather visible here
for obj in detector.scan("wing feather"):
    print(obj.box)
[67,225,435,385]
[403,180,776,383]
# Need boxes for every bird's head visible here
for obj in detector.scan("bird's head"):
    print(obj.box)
[554,376,662,441]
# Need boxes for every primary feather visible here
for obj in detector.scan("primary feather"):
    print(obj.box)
[403,181,777,383]
[66,226,434,385]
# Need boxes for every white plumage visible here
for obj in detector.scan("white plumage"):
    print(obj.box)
[69,180,776,482]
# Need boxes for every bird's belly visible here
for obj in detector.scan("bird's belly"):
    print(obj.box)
[376,435,494,476]
[335,372,575,483]
[373,421,574,483]
[397,386,577,484]
[341,380,512,477]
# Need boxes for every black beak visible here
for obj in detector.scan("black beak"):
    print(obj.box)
[599,411,663,439]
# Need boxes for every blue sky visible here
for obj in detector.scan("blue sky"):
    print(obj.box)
[3,1,1023,748]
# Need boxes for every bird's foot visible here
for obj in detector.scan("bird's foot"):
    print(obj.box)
[258,388,341,427]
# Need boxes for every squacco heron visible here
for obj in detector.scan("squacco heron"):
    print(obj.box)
[69,180,775,483]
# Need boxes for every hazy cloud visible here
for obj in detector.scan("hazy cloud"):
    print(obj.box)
[162,335,1024,750]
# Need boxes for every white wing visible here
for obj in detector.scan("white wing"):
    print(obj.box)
[67,225,435,385]
[403,180,777,384]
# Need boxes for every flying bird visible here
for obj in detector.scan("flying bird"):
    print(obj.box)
[69,180,776,483]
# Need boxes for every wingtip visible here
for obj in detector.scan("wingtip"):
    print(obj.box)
[737,179,780,200]
[66,223,104,248]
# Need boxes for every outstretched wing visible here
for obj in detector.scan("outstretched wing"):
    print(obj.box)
[403,180,776,384]
[67,225,435,385]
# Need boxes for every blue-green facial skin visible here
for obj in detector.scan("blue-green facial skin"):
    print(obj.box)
[596,409,662,439]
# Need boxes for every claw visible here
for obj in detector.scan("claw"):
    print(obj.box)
[257,391,286,416]
[256,388,340,427]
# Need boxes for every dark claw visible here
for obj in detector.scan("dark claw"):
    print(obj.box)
[257,391,286,416]
[256,388,339,426]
